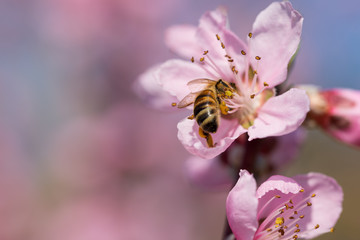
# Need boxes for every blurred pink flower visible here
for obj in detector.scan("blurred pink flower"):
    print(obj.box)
[138,2,309,159]
[226,170,343,240]
[304,86,360,147]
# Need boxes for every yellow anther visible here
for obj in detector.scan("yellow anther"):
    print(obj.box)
[241,50,246,55]
[295,224,299,228]
[294,211,298,215]
[285,204,289,210]
[275,217,284,226]
[289,199,293,204]
[307,202,312,206]
[191,56,194,62]
[221,42,225,49]
[231,66,236,72]
[283,225,288,229]
[255,56,261,60]
[200,57,205,62]
[315,224,320,229]
[225,90,233,97]
[311,194,316,198]
[228,59,234,62]
[294,229,300,233]
[250,94,255,99]
[216,34,220,40]
[293,235,298,239]
[330,227,334,232]
[300,189,304,193]
[289,216,294,220]
[279,209,285,214]
[289,206,294,209]
[203,50,209,55]
[171,102,177,107]
[299,215,305,219]
[248,32,253,38]
[275,195,281,198]
[263,82,269,87]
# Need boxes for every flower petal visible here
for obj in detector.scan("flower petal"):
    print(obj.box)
[248,88,309,140]
[249,1,303,87]
[292,173,343,239]
[177,117,246,159]
[165,25,202,59]
[134,64,178,111]
[226,170,258,240]
[184,156,233,190]
[256,175,302,199]
[322,88,360,147]
[157,59,212,100]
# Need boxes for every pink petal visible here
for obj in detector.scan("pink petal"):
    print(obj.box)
[256,175,302,199]
[292,173,343,239]
[177,117,246,159]
[195,8,236,80]
[164,25,202,59]
[226,170,258,240]
[248,88,309,140]
[322,88,360,147]
[134,64,178,111]
[156,59,212,100]
[184,156,233,190]
[249,1,303,87]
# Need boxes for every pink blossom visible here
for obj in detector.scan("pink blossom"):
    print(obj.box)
[226,170,343,240]
[139,2,309,159]
[303,85,360,147]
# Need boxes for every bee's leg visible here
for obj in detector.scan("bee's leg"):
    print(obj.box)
[187,114,195,120]
[219,100,230,115]
[199,128,215,148]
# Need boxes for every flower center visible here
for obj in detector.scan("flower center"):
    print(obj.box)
[187,33,274,129]
[254,189,329,240]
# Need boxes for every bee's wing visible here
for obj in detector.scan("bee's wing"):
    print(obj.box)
[187,78,216,92]
[177,91,203,108]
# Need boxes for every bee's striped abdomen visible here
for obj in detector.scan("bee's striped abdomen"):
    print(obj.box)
[194,89,220,133]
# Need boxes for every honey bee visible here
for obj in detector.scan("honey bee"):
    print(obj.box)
[177,79,235,148]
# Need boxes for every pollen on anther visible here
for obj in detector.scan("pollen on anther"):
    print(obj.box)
[311,194,316,198]
[250,94,255,99]
[241,50,246,55]
[200,57,205,62]
[275,195,281,198]
[228,59,234,62]
[289,216,294,220]
[293,235,298,239]
[275,217,284,226]
[171,102,177,107]
[299,215,305,219]
[315,224,320,229]
[330,227,334,232]
[307,202,312,206]
[231,66,236,72]
[294,211,298,215]
[294,229,300,233]
[248,32,253,38]
[203,50,209,55]
[221,42,225,49]
[255,56,261,60]
[295,224,299,228]
[263,82,269,87]
[299,189,305,193]
[191,57,194,62]
[216,34,220,40]
[267,228,272,232]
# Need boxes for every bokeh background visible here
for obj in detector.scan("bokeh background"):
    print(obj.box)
[0,0,359,239]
